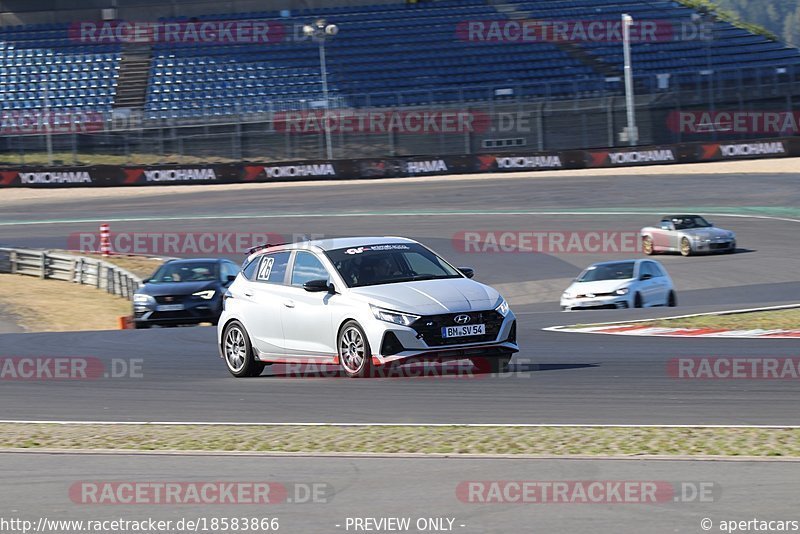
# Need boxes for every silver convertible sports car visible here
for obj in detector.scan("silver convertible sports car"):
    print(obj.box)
[640,215,736,256]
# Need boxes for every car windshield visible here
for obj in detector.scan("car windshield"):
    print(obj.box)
[149,261,218,283]
[325,243,462,288]
[577,262,635,282]
[672,216,712,230]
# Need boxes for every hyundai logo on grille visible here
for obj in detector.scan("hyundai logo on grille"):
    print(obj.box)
[454,314,471,325]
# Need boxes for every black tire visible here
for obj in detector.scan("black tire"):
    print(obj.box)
[667,291,677,307]
[680,238,693,257]
[338,321,373,378]
[726,241,736,254]
[472,355,512,374]
[133,322,150,329]
[633,292,643,308]
[222,320,264,378]
[642,236,655,255]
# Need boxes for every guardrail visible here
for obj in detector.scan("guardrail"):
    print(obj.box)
[0,248,142,300]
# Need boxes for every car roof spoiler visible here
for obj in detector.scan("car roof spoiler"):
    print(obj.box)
[247,242,290,256]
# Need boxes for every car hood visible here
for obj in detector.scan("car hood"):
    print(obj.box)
[137,281,218,297]
[349,278,500,314]
[566,279,632,296]
[681,227,733,239]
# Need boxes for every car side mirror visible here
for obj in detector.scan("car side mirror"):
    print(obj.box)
[709,223,714,227]
[141,278,150,283]
[303,279,333,292]
[640,273,653,281]
[459,267,475,279]
[227,274,237,282]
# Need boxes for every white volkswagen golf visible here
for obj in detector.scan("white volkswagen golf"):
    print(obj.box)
[218,237,518,378]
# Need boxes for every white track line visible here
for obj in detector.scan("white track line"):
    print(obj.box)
[1,420,799,429]
[544,303,800,332]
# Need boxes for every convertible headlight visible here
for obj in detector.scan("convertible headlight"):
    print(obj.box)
[370,305,420,326]
[192,290,216,300]
[133,293,155,305]
[614,287,629,296]
[495,299,510,316]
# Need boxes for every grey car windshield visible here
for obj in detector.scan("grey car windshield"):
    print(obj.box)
[672,216,711,230]
[150,261,218,283]
[325,243,461,287]
[578,262,635,282]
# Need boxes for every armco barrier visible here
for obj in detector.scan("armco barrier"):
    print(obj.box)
[0,137,797,188]
[0,248,142,300]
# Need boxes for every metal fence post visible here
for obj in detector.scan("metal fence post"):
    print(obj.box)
[40,252,47,279]
[10,250,17,274]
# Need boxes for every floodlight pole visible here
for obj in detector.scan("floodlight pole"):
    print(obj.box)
[304,19,337,161]
[622,14,638,146]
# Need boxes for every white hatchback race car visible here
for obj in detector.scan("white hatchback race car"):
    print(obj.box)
[218,237,518,377]
[560,259,677,310]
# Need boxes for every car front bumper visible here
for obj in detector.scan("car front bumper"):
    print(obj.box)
[560,295,630,310]
[364,311,519,365]
[134,297,222,326]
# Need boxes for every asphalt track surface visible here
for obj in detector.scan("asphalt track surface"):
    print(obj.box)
[1,170,799,424]
[3,452,799,534]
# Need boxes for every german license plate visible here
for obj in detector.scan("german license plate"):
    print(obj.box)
[442,324,486,338]
[156,304,184,312]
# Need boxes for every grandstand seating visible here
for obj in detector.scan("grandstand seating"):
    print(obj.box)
[0,24,120,111]
[0,0,798,120]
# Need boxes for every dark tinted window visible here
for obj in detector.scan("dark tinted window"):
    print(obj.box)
[221,262,239,281]
[150,261,218,283]
[242,258,259,280]
[577,262,635,282]
[254,252,291,285]
[291,252,330,287]
[325,243,460,288]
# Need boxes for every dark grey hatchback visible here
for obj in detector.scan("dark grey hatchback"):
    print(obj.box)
[132,258,240,328]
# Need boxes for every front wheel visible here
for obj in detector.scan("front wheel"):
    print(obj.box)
[338,321,373,378]
[222,320,265,378]
[633,292,643,308]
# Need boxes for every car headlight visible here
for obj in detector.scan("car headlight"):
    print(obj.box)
[133,293,155,305]
[370,305,420,326]
[192,290,216,300]
[614,287,629,295]
[495,298,510,316]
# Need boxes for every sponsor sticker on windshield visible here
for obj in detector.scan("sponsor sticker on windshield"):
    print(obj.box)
[344,244,411,255]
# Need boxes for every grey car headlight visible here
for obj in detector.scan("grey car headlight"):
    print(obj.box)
[133,293,155,305]
[192,290,216,300]
[370,305,420,326]
[495,298,510,316]
[614,287,629,295]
